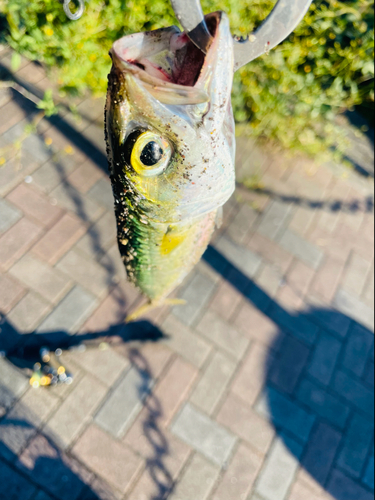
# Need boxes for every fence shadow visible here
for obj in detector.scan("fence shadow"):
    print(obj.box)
[204,245,374,500]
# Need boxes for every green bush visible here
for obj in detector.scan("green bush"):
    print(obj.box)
[0,0,374,157]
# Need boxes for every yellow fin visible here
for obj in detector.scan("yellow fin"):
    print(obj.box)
[160,226,188,255]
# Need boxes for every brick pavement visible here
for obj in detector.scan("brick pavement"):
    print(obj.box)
[0,46,374,500]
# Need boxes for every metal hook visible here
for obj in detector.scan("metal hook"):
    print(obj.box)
[170,0,313,70]
[63,0,85,20]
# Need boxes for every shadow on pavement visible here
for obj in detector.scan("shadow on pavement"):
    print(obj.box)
[204,245,374,500]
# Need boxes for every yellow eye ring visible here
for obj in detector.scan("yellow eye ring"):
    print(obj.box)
[130,131,172,177]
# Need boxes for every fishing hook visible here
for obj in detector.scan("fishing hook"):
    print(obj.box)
[63,0,85,20]
[170,0,313,70]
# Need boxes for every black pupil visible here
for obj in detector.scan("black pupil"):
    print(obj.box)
[140,141,163,167]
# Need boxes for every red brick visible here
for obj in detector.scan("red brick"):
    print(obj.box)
[217,393,274,455]
[209,275,243,321]
[288,206,315,237]
[342,252,372,296]
[311,256,345,303]
[248,233,293,272]
[31,213,87,264]
[289,480,333,500]
[0,274,26,314]
[211,444,263,500]
[0,218,43,271]
[115,343,173,382]
[16,63,46,84]
[231,342,274,407]
[234,302,280,346]
[0,100,26,134]
[7,184,63,227]
[276,285,305,311]
[66,160,103,193]
[257,264,283,297]
[287,260,315,296]
[72,425,143,494]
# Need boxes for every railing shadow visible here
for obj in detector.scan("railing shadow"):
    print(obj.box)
[204,245,374,500]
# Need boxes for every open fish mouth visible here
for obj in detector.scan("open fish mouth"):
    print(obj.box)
[111,12,223,105]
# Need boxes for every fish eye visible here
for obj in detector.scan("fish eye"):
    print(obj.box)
[124,130,172,177]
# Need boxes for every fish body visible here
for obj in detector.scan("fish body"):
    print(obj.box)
[105,12,236,302]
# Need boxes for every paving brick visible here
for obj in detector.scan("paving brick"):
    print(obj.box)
[257,200,292,241]
[286,259,315,297]
[279,230,324,269]
[50,183,104,222]
[0,460,36,500]
[99,244,127,283]
[332,369,374,418]
[257,265,283,297]
[327,469,374,500]
[190,351,237,415]
[21,134,52,164]
[296,378,350,430]
[0,198,22,234]
[217,393,274,455]
[171,403,237,466]
[215,234,262,279]
[276,284,305,311]
[304,297,351,337]
[0,358,29,413]
[211,443,263,500]
[7,291,51,333]
[0,100,31,135]
[17,434,91,500]
[343,323,374,377]
[364,360,374,388]
[257,387,316,443]
[308,333,342,386]
[209,271,245,322]
[31,159,77,194]
[302,422,342,485]
[337,413,373,478]
[268,302,319,345]
[248,233,294,273]
[84,478,122,500]
[342,252,372,296]
[234,302,281,347]
[0,218,43,271]
[161,315,212,368]
[168,453,219,500]
[311,256,346,303]
[7,183,63,228]
[225,204,258,245]
[232,341,274,406]
[288,206,316,237]
[46,375,107,449]
[57,249,112,298]
[173,271,217,326]
[288,480,333,500]
[37,286,98,335]
[75,211,117,258]
[363,452,375,490]
[72,424,143,494]
[9,254,72,304]
[32,491,55,500]
[66,160,103,194]
[333,288,374,331]
[362,267,374,308]
[95,365,153,438]
[32,213,87,265]
[197,311,249,360]
[0,273,26,314]
[270,335,311,394]
[88,178,114,210]
[255,435,303,500]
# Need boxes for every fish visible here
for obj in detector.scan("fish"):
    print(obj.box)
[105,11,236,319]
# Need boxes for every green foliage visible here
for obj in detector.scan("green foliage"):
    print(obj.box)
[0,0,373,156]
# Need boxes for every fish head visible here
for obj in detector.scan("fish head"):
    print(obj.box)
[106,12,235,224]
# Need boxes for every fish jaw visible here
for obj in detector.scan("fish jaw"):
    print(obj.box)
[106,11,236,225]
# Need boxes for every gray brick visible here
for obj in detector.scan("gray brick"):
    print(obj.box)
[50,183,104,222]
[0,198,22,234]
[363,452,374,490]
[256,387,315,443]
[255,435,303,500]
[32,159,77,193]
[305,299,351,337]
[343,324,374,377]
[36,286,98,335]
[268,303,319,345]
[75,211,117,257]
[196,311,250,360]
[301,422,342,485]
[57,249,111,298]
[215,235,262,278]
[173,272,216,327]
[279,230,323,269]
[226,203,258,244]
[22,134,52,164]
[32,491,54,500]
[270,335,311,394]
[95,366,153,437]
[0,358,29,412]
[296,378,350,429]
[168,453,219,500]
[9,254,72,304]
[337,413,373,478]
[332,369,374,418]
[0,460,36,500]
[162,315,212,368]
[257,200,292,241]
[364,361,374,388]
[7,292,51,333]
[327,469,374,500]
[333,288,374,331]
[342,253,372,297]
[171,403,237,467]
[88,178,114,210]
[190,351,237,415]
[308,333,342,386]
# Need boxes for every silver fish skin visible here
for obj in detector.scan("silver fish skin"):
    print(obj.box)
[105,12,236,301]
